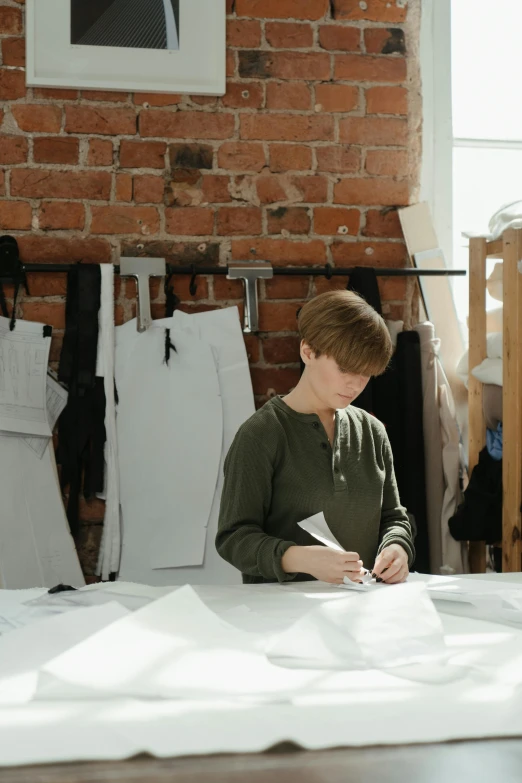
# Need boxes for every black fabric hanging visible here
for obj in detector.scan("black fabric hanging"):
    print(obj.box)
[347,269,430,573]
[448,447,502,545]
[56,265,106,537]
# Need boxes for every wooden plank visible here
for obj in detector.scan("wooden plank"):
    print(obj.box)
[486,237,503,257]
[502,229,522,572]
[468,236,487,573]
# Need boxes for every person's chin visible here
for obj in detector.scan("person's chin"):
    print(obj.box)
[336,393,352,407]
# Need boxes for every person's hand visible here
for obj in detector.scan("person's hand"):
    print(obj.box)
[372,544,409,584]
[282,545,364,584]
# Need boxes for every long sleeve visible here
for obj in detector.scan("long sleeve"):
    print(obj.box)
[377,431,416,566]
[216,430,298,582]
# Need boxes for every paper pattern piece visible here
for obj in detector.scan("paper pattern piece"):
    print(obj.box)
[22,375,68,459]
[0,316,51,437]
[298,512,344,551]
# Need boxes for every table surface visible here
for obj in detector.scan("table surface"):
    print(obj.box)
[3,572,522,780]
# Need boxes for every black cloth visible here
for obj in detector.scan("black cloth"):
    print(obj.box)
[449,447,502,545]
[56,265,106,537]
[347,270,430,573]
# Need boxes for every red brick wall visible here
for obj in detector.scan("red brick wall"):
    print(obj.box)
[0,0,421,576]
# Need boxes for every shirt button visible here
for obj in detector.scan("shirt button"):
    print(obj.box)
[321,443,328,450]
[334,467,339,473]
[312,422,319,429]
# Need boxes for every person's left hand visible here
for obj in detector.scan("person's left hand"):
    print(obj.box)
[372,544,409,584]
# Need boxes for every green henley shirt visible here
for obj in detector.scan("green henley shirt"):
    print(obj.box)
[216,395,415,584]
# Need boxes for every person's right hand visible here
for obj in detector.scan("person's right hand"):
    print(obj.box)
[282,545,364,584]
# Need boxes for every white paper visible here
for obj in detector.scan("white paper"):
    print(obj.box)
[0,434,85,589]
[22,375,68,459]
[0,316,51,437]
[423,575,522,626]
[0,602,128,704]
[298,512,344,551]
[268,582,448,671]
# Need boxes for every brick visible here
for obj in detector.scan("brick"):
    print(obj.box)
[264,277,310,299]
[133,93,181,107]
[65,107,137,135]
[201,175,232,203]
[169,143,213,170]
[88,139,113,166]
[28,273,68,298]
[265,22,314,49]
[366,86,408,115]
[0,171,5,197]
[0,200,31,230]
[332,0,407,22]
[239,50,330,80]
[335,54,406,83]
[378,276,407,300]
[162,274,209,301]
[314,207,359,236]
[33,137,79,165]
[364,28,406,55]
[331,240,406,265]
[217,206,262,235]
[2,37,25,67]
[269,144,312,172]
[334,177,409,206]
[227,50,236,78]
[340,117,407,145]
[91,206,160,235]
[122,239,220,266]
[259,303,305,331]
[0,7,22,34]
[232,238,326,265]
[213,276,244,300]
[218,142,265,172]
[165,207,214,235]
[365,149,408,177]
[12,169,111,200]
[241,114,334,142]
[250,367,301,395]
[190,95,218,107]
[227,19,262,47]
[363,208,402,238]
[221,82,264,109]
[244,334,261,363]
[82,90,129,102]
[21,303,65,330]
[256,175,287,204]
[262,336,301,363]
[291,174,328,203]
[316,145,360,173]
[133,175,165,204]
[236,0,329,20]
[39,201,85,230]
[120,140,167,169]
[0,135,27,164]
[115,173,133,202]
[315,84,358,112]
[319,25,360,51]
[267,206,311,234]
[141,111,234,139]
[266,82,311,110]
[18,236,111,264]
[226,0,235,13]
[12,105,62,133]
[33,88,78,101]
[0,69,26,100]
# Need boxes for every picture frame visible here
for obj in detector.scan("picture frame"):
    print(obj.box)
[26,0,226,96]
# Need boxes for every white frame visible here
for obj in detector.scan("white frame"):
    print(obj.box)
[26,0,226,95]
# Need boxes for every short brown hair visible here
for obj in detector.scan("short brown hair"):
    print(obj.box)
[297,290,392,376]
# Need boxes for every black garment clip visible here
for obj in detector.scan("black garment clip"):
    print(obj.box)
[0,235,29,330]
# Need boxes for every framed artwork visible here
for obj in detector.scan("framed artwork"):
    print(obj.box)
[26,0,226,95]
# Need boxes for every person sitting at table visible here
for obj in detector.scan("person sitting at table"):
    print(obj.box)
[216,289,414,585]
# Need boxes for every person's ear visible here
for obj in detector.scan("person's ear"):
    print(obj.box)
[300,341,315,365]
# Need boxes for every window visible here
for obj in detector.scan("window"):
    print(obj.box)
[451,0,522,324]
